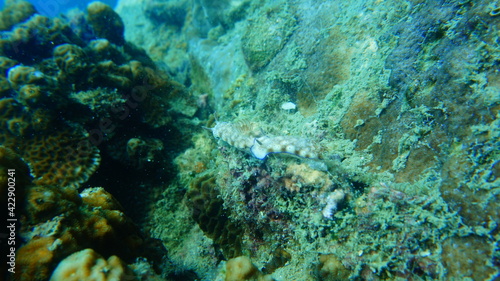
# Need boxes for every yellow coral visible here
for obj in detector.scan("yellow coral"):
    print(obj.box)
[16,237,58,281]
[0,56,17,74]
[49,248,137,281]
[24,185,80,224]
[6,116,29,136]
[80,187,123,210]
[225,256,273,281]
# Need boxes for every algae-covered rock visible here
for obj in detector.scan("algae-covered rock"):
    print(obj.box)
[241,4,296,71]
[110,0,500,279]
[145,0,187,28]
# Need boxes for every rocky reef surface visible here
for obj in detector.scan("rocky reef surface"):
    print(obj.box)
[1,0,499,280]
[115,0,500,279]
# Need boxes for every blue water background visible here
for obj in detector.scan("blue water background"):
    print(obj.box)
[0,0,118,17]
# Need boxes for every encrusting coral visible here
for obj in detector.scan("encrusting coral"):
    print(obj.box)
[186,173,244,259]
[0,98,101,188]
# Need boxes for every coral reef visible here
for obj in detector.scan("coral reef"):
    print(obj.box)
[0,0,196,203]
[0,98,100,188]
[241,4,296,72]
[15,182,155,281]
[0,2,183,280]
[0,0,36,31]
[0,147,157,281]
[115,0,500,279]
[49,248,136,281]
[3,0,494,279]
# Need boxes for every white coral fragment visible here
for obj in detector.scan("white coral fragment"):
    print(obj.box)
[321,189,346,219]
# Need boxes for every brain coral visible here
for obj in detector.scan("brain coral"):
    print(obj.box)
[53,44,89,79]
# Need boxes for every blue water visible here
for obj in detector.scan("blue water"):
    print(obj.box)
[0,0,117,17]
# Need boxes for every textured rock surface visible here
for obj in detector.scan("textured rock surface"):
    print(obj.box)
[116,0,500,279]
[2,0,496,280]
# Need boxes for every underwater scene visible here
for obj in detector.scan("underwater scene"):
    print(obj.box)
[0,0,499,280]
